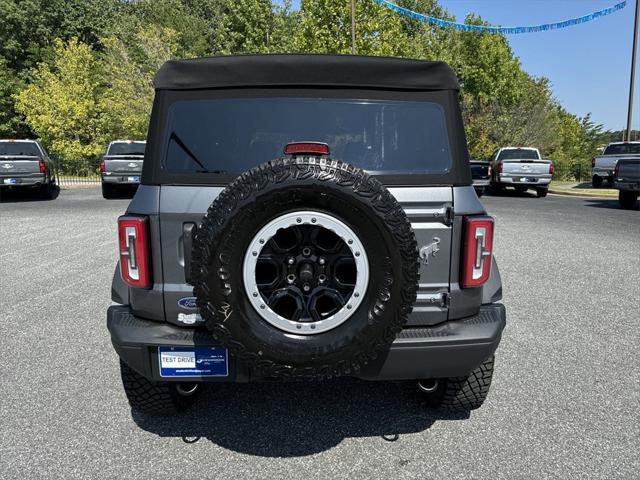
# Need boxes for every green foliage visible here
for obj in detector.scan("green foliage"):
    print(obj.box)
[3,0,615,179]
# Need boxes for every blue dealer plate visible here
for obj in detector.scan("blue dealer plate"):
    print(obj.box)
[158,346,228,378]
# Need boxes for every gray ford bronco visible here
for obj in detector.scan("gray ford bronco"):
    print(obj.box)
[107,55,506,415]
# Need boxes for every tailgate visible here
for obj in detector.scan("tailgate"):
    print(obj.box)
[502,160,551,176]
[0,156,41,174]
[158,185,453,328]
[103,156,144,174]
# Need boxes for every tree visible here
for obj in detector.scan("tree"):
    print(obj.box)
[293,0,409,56]
[14,39,105,173]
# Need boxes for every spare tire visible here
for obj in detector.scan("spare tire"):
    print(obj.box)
[191,158,419,378]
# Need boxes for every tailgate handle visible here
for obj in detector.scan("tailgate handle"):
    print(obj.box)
[183,223,197,284]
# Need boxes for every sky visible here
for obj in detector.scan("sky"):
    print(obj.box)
[290,0,639,132]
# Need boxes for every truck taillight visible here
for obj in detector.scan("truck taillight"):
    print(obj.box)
[613,161,620,178]
[118,216,152,289]
[39,160,46,173]
[461,216,494,288]
[549,163,554,175]
[591,157,596,168]
[496,163,503,174]
[99,159,105,173]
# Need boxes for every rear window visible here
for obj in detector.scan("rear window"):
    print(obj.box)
[497,149,540,161]
[603,143,640,155]
[162,98,452,175]
[107,142,146,156]
[0,142,42,157]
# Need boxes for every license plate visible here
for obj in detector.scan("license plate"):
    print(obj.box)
[127,176,140,183]
[3,178,16,185]
[158,346,228,377]
[519,177,529,182]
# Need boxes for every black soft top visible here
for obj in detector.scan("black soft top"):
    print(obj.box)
[154,54,459,91]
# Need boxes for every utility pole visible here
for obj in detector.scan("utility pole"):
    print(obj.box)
[351,0,357,54]
[626,0,639,142]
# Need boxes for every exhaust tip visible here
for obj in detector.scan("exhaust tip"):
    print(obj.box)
[176,382,200,397]
[417,379,439,394]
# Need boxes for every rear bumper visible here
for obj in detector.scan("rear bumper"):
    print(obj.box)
[592,168,613,177]
[497,175,551,186]
[472,178,490,187]
[0,173,46,187]
[101,173,141,184]
[614,181,640,192]
[107,303,506,382]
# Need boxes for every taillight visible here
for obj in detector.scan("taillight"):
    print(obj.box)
[549,162,554,175]
[613,162,620,178]
[496,163,503,174]
[284,142,330,156]
[461,216,494,288]
[118,216,152,289]
[39,160,46,173]
[591,157,596,168]
[487,164,492,176]
[99,159,105,173]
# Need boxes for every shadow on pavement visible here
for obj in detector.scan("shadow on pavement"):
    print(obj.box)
[485,188,537,198]
[132,379,468,457]
[0,185,60,203]
[583,198,628,210]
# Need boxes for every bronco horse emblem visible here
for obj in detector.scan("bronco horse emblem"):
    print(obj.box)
[419,237,441,264]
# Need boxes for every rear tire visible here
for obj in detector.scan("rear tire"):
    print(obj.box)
[102,183,115,199]
[619,190,639,210]
[119,360,199,415]
[536,187,548,198]
[592,175,603,188]
[423,355,495,412]
[40,182,54,199]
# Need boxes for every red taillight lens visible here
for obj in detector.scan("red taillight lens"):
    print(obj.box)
[591,157,596,168]
[284,142,330,156]
[39,160,46,173]
[118,216,152,289]
[99,159,105,173]
[549,162,554,175]
[461,216,494,288]
[496,163,503,174]
[613,161,620,178]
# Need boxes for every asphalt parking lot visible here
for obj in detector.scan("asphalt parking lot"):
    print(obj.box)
[1,187,638,479]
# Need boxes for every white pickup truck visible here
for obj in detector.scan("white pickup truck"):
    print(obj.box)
[490,147,553,198]
[592,141,640,188]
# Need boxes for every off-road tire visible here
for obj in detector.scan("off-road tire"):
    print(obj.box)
[191,158,419,379]
[425,355,495,411]
[592,175,603,188]
[120,360,198,414]
[536,187,548,198]
[619,190,639,210]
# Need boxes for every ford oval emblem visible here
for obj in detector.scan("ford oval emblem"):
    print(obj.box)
[178,296,198,309]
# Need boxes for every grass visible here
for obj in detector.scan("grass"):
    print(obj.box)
[549,181,618,197]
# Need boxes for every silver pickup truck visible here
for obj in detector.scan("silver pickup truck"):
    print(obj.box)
[592,142,640,188]
[490,147,553,198]
[0,139,57,199]
[99,140,146,199]
[614,157,640,209]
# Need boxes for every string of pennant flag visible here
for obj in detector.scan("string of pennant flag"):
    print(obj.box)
[371,0,628,34]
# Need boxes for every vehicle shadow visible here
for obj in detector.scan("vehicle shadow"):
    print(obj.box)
[583,198,635,210]
[0,185,60,202]
[132,379,468,457]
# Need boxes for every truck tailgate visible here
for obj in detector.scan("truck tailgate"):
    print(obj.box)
[103,155,144,174]
[0,156,42,174]
[502,160,551,176]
